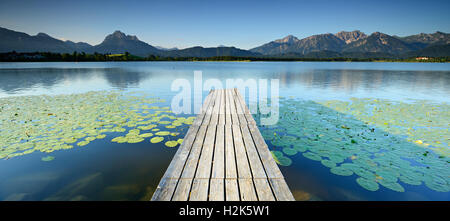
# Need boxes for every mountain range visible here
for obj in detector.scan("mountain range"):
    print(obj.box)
[250,30,449,57]
[0,27,448,58]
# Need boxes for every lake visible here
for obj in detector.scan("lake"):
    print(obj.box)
[0,61,449,201]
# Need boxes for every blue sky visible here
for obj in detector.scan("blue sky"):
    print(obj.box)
[0,0,449,49]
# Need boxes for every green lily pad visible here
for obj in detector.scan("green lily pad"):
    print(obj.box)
[330,166,354,176]
[356,177,379,191]
[165,141,179,147]
[139,133,153,138]
[150,137,164,143]
[302,152,322,161]
[282,147,298,156]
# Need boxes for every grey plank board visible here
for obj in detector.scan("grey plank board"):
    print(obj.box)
[211,124,225,178]
[195,124,217,178]
[151,178,179,201]
[240,124,267,179]
[234,88,257,125]
[224,124,237,179]
[189,179,209,201]
[225,179,240,201]
[209,179,224,201]
[209,89,221,125]
[248,123,284,179]
[225,89,232,125]
[269,179,295,201]
[228,89,240,125]
[231,89,248,125]
[238,178,258,201]
[180,124,208,179]
[232,124,252,178]
[158,125,200,179]
[218,88,226,125]
[171,179,192,201]
[193,90,215,126]
[253,179,275,201]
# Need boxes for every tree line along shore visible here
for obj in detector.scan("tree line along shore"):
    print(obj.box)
[0,51,448,63]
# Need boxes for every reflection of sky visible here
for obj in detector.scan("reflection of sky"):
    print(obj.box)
[0,62,449,104]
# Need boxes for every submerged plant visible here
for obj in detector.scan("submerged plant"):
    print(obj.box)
[41,156,55,162]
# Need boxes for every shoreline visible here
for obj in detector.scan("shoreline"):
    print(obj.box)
[1,52,448,63]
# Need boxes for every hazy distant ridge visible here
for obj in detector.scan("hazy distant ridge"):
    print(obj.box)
[0,27,448,58]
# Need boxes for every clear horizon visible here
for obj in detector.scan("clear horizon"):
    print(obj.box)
[0,0,449,50]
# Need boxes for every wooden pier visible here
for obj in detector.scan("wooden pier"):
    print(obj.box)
[151,88,294,201]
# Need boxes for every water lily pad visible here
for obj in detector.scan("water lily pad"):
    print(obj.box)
[155,131,170,136]
[282,147,298,156]
[377,180,405,192]
[165,141,178,147]
[127,137,144,144]
[293,144,308,152]
[302,152,322,161]
[356,177,379,191]
[96,134,106,139]
[150,137,164,143]
[111,136,127,143]
[139,133,153,138]
[330,166,354,176]
[77,140,90,146]
[321,159,336,168]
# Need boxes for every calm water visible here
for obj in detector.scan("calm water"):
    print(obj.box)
[0,61,449,201]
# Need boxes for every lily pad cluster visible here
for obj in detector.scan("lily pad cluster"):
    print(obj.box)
[319,98,449,157]
[0,91,194,159]
[258,98,449,193]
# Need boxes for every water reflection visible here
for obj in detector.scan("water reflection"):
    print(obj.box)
[1,63,448,102]
[280,69,450,95]
[0,67,150,95]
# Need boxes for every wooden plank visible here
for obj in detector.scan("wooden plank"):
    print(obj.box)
[234,88,257,125]
[225,179,240,201]
[248,123,284,179]
[180,124,208,178]
[193,90,214,126]
[225,89,232,125]
[189,179,209,201]
[209,179,224,201]
[201,90,218,126]
[151,178,178,201]
[232,89,248,125]
[211,124,225,178]
[209,90,221,125]
[151,123,201,200]
[195,124,217,178]
[171,179,192,201]
[269,179,295,201]
[232,124,252,178]
[240,124,267,179]
[218,89,226,125]
[253,179,275,201]
[156,125,200,179]
[228,89,240,125]
[238,178,258,201]
[225,124,237,179]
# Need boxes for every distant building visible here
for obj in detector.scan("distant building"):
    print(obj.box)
[416,57,430,60]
